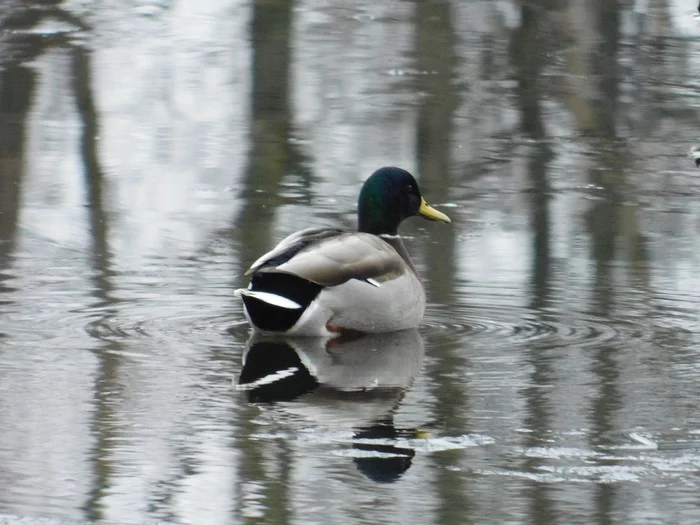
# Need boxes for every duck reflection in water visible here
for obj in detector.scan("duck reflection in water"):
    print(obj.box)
[235,329,425,483]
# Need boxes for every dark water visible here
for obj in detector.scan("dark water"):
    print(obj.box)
[2,1,700,524]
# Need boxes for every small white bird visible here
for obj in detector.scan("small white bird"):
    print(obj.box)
[689,146,700,168]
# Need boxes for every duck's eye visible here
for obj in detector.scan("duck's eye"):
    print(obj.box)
[407,184,414,193]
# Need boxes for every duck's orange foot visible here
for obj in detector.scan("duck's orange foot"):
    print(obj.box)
[326,324,346,334]
[326,324,365,344]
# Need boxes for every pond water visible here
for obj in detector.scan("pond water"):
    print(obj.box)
[2,1,700,524]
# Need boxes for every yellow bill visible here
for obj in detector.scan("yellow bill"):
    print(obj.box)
[418,198,451,223]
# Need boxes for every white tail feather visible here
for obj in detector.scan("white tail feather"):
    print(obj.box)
[365,278,381,287]
[235,289,302,309]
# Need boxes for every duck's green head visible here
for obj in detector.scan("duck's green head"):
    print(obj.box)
[357,167,451,235]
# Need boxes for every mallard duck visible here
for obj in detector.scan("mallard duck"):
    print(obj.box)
[235,167,451,336]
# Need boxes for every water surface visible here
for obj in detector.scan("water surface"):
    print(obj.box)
[2,1,700,524]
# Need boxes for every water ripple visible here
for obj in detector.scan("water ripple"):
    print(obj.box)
[421,303,626,350]
[82,300,237,348]
[421,279,696,351]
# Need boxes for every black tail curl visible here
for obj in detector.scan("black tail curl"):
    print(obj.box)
[242,272,323,332]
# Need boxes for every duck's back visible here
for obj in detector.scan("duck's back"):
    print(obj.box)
[237,228,425,335]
